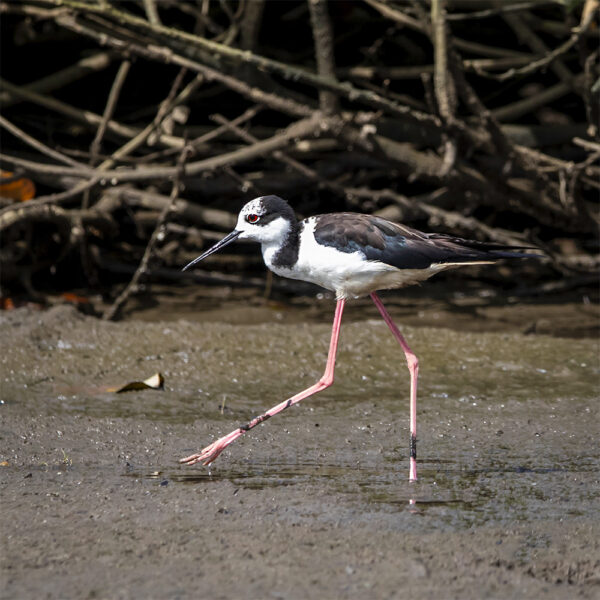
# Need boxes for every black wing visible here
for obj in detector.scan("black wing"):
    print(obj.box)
[313,213,536,270]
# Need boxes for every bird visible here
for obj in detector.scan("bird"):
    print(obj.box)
[179,195,536,481]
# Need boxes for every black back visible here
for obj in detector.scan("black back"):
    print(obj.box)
[313,213,534,269]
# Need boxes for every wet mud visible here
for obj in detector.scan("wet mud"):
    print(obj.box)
[1,301,599,599]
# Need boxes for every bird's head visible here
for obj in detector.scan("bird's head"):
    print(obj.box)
[182,195,297,271]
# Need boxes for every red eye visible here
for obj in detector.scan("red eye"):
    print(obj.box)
[247,214,260,223]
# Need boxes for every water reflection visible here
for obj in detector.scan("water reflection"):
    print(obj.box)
[123,452,599,529]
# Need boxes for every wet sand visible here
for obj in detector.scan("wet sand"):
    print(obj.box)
[1,300,599,599]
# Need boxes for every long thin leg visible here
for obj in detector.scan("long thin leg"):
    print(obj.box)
[180,298,346,466]
[370,292,418,482]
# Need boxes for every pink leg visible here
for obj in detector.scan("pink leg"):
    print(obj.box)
[370,292,418,482]
[180,299,346,466]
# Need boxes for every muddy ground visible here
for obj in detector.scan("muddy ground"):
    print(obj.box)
[1,288,599,599]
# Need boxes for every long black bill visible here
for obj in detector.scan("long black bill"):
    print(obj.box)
[182,230,241,272]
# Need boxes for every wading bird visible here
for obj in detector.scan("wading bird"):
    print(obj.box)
[180,195,534,480]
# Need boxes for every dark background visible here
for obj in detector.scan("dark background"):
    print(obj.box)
[1,0,598,317]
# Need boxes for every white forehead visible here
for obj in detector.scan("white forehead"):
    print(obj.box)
[240,198,266,216]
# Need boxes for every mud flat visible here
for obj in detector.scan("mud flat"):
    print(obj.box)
[1,304,599,599]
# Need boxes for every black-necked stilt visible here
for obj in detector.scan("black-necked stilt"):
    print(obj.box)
[180,195,535,481]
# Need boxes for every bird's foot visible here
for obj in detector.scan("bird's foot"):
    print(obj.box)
[179,429,243,466]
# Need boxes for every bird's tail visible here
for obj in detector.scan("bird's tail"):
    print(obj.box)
[426,234,541,262]
[484,248,540,260]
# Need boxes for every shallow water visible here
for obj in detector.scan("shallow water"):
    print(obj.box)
[1,305,599,598]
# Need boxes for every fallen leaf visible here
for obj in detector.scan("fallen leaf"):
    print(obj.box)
[106,372,165,393]
[1,297,15,310]
[0,171,36,201]
[61,292,89,304]
[0,461,9,467]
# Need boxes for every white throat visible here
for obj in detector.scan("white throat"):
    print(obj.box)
[255,216,292,269]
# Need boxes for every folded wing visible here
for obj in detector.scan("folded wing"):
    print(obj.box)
[313,213,537,270]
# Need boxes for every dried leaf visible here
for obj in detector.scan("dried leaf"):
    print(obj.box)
[0,171,36,202]
[107,372,165,393]
[61,292,89,304]
[1,298,15,310]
